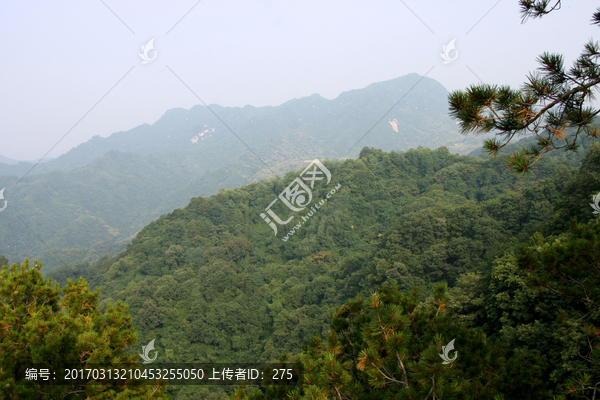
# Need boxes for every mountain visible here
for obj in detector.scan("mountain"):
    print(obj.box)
[0,154,22,165]
[0,74,477,178]
[0,73,488,269]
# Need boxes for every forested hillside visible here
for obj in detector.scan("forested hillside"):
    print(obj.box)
[0,74,487,271]
[40,142,599,399]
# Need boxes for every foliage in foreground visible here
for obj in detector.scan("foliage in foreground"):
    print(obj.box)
[449,0,600,173]
[235,219,600,399]
[0,259,166,399]
[234,284,550,400]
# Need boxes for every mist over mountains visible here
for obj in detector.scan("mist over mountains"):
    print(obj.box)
[0,155,20,165]
[0,73,484,270]
[0,154,52,166]
[0,74,476,176]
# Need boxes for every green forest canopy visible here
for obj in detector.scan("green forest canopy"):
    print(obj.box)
[26,139,597,399]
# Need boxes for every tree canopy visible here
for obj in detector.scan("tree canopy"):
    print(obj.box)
[0,259,166,399]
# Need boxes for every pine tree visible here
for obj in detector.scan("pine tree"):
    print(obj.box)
[448,0,600,173]
[0,259,167,399]
[237,284,551,399]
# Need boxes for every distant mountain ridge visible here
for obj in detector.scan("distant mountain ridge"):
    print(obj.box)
[0,154,20,165]
[0,73,487,269]
[0,154,52,166]
[0,73,477,178]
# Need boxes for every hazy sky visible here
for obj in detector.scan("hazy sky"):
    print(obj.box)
[1,0,598,161]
